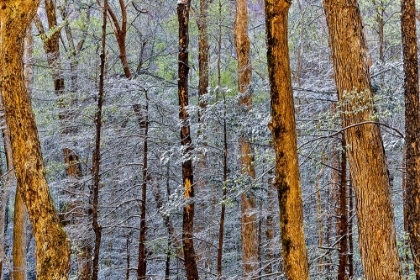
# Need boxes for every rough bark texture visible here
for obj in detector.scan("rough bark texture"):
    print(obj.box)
[178,1,199,279]
[265,1,310,279]
[234,0,258,277]
[12,27,34,280]
[0,1,71,279]
[323,0,402,279]
[401,0,420,277]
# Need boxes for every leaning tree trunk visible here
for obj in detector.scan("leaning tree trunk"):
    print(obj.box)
[264,1,310,279]
[401,0,420,277]
[0,1,71,279]
[178,0,199,279]
[323,0,402,279]
[234,0,258,277]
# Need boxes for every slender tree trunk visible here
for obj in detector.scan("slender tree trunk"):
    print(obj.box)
[337,138,348,280]
[126,234,131,280]
[217,88,228,278]
[401,0,420,278]
[264,1,310,279]
[91,1,107,278]
[348,177,354,279]
[137,94,149,279]
[0,1,71,279]
[323,0,402,278]
[178,1,198,279]
[195,0,209,268]
[234,0,258,276]
[197,0,209,114]
[264,173,275,275]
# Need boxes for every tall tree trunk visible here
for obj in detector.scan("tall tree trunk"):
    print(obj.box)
[323,0,402,278]
[234,0,258,277]
[137,95,149,279]
[195,0,209,268]
[401,0,420,277]
[217,87,228,278]
[264,1,310,279]
[178,1,199,279]
[91,1,108,278]
[0,1,71,279]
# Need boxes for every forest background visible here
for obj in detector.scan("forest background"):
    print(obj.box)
[0,0,416,279]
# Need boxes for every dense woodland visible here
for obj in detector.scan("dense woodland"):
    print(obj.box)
[0,0,419,279]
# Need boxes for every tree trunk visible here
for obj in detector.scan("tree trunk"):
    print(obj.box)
[337,138,348,280]
[91,1,108,278]
[12,26,34,280]
[234,0,258,277]
[264,175,275,275]
[0,1,71,279]
[137,96,149,279]
[195,0,209,268]
[323,0,402,278]
[264,1,310,279]
[217,87,228,278]
[401,0,420,277]
[177,1,199,279]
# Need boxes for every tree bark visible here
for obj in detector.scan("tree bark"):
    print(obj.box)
[323,0,402,278]
[401,0,420,277]
[91,0,108,278]
[178,1,199,279]
[195,0,209,268]
[265,1,310,279]
[12,26,34,280]
[0,1,71,279]
[137,96,149,279]
[337,138,348,280]
[234,0,258,277]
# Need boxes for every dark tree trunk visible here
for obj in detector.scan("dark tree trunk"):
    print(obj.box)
[137,95,149,279]
[178,1,199,279]
[401,0,420,277]
[91,1,107,279]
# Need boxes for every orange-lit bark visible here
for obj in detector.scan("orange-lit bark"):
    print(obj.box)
[323,0,402,278]
[265,1,310,278]
[0,0,71,278]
